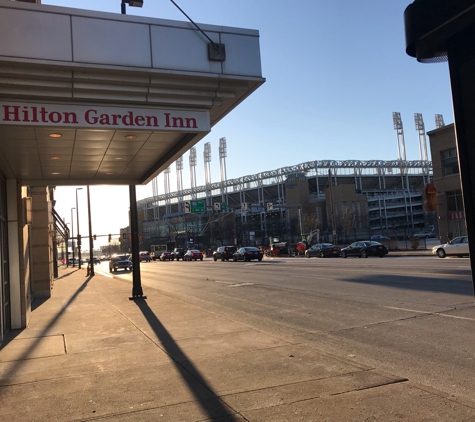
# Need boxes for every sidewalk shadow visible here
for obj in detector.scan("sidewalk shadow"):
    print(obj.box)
[30,269,83,312]
[0,274,94,396]
[134,300,239,421]
[31,297,49,311]
[342,272,474,296]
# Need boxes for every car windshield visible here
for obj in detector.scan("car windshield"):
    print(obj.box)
[115,255,128,260]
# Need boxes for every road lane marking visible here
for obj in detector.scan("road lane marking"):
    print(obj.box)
[384,306,475,321]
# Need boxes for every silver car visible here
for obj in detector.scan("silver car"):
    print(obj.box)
[432,236,469,258]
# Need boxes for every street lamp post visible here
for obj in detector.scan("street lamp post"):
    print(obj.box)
[71,207,76,267]
[76,188,83,268]
[121,0,143,15]
[87,186,95,277]
[66,222,70,267]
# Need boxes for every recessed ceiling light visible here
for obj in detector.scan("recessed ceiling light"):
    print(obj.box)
[51,172,60,175]
[49,133,62,138]
[113,157,123,160]
[125,135,137,140]
[50,156,61,160]
[105,172,114,175]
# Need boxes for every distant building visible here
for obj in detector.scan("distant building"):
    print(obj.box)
[428,124,466,241]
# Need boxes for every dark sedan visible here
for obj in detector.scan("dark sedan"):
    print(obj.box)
[341,241,388,258]
[233,247,263,262]
[159,251,173,261]
[109,254,133,272]
[305,243,341,258]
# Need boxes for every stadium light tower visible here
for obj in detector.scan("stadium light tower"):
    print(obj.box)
[204,142,212,210]
[435,114,445,129]
[219,137,228,203]
[176,156,184,211]
[392,112,407,161]
[414,113,428,161]
[189,147,197,199]
[164,166,171,215]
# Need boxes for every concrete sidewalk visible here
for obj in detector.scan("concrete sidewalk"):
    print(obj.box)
[1,266,474,421]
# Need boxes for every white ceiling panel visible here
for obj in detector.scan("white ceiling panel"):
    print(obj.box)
[73,140,110,149]
[75,130,115,141]
[37,140,75,148]
[0,126,36,139]
[1,139,37,148]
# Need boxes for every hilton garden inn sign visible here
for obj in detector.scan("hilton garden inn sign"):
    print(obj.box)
[1,102,210,132]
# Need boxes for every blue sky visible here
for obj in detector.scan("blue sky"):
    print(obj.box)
[47,0,454,246]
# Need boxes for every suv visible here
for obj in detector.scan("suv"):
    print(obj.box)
[139,251,151,262]
[171,248,186,261]
[109,254,133,272]
[213,246,237,261]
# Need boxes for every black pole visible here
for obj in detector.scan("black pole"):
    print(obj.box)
[129,185,146,299]
[121,0,126,15]
[87,186,95,277]
[71,208,75,267]
[447,30,475,297]
[76,189,82,269]
[66,227,69,267]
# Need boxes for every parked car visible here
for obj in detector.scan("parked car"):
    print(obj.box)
[213,246,237,261]
[159,251,173,261]
[171,247,186,261]
[184,250,203,261]
[85,257,101,265]
[432,236,469,258]
[305,243,341,258]
[109,254,133,272]
[139,251,151,262]
[414,231,436,239]
[233,247,263,262]
[340,241,388,258]
[370,235,389,241]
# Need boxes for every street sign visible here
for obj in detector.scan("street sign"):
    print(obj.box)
[184,201,191,213]
[266,202,274,211]
[191,200,205,213]
[214,202,227,211]
[241,202,248,211]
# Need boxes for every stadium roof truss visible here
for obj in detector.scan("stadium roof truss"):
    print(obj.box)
[138,159,432,209]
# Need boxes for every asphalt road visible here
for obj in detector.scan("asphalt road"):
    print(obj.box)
[98,254,475,406]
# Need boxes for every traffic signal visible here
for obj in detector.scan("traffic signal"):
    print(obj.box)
[93,234,96,241]
[108,234,111,243]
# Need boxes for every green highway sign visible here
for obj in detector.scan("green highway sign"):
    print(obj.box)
[185,200,205,213]
[193,200,205,213]
[191,200,205,213]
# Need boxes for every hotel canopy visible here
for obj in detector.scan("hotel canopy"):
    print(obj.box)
[0,1,265,186]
